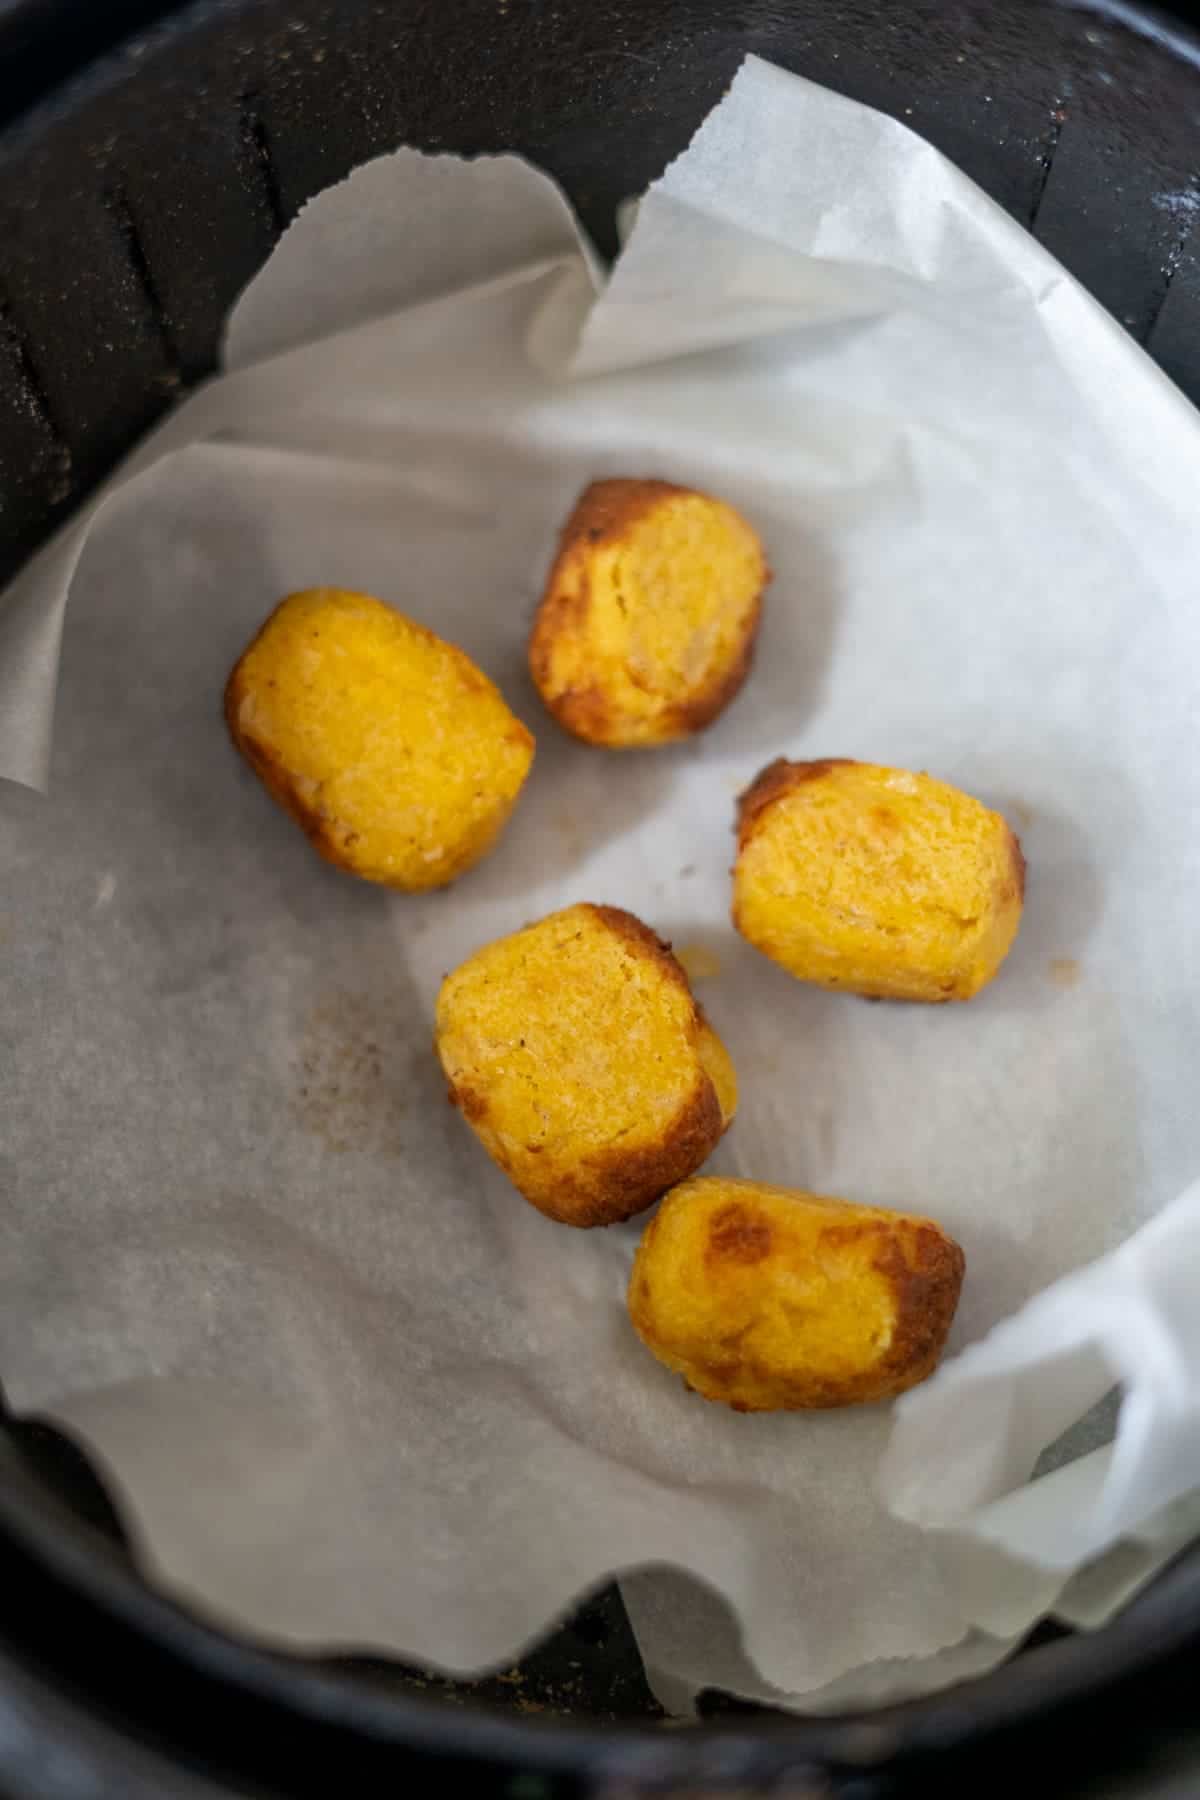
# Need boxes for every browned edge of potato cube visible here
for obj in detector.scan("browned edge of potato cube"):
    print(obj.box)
[629,1177,966,1411]
[436,902,736,1227]
[529,478,768,747]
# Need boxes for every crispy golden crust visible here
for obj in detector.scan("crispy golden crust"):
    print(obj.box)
[528,482,677,747]
[862,1221,967,1397]
[443,911,725,1228]
[470,1070,724,1229]
[694,1004,738,1132]
[575,1076,723,1227]
[570,908,730,1222]
[559,478,685,549]
[437,902,735,1227]
[588,902,694,999]
[225,589,534,890]
[628,1179,965,1411]
[529,478,767,748]
[732,757,1026,1003]
[735,757,854,848]
[224,660,338,858]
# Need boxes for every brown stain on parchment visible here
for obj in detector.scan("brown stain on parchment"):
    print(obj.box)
[291,992,409,1156]
[675,942,722,982]
[1048,957,1082,989]
[554,806,586,865]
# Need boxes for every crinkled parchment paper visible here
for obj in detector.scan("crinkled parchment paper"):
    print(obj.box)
[4,58,1200,1713]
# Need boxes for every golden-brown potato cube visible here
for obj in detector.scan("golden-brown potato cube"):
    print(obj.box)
[528,479,768,747]
[629,1177,965,1411]
[732,758,1025,1002]
[435,903,737,1226]
[225,588,534,891]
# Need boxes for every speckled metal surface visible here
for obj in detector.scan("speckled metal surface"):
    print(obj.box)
[1,3,1200,1792]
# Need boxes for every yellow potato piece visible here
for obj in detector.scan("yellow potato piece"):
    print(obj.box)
[529,478,768,747]
[225,588,534,891]
[629,1177,965,1411]
[436,904,737,1226]
[733,758,1025,1001]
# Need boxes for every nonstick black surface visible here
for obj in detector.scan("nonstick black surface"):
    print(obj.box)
[2,2,1200,1794]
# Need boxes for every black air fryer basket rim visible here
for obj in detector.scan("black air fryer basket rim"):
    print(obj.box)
[2,0,1200,1787]
[6,1429,1200,1789]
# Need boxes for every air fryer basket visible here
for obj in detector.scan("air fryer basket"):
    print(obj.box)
[2,2,1200,1794]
